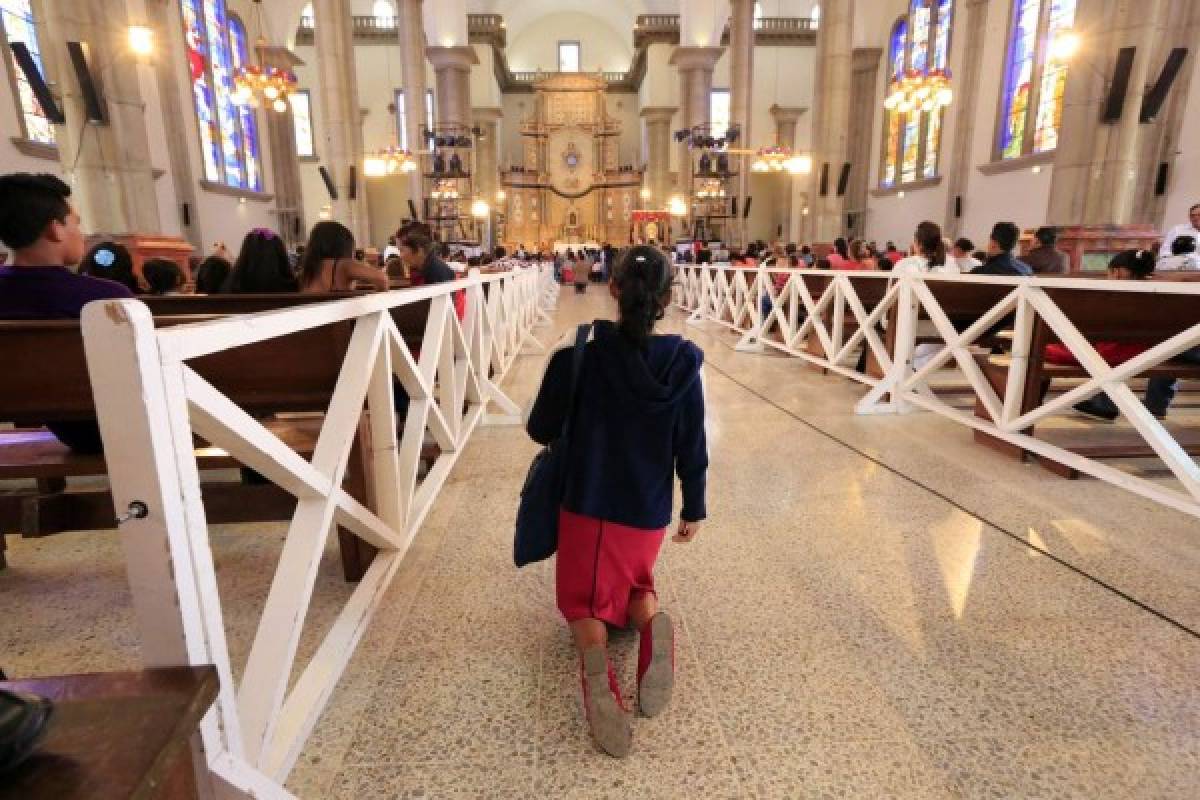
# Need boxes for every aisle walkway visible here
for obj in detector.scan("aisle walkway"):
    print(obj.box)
[4,287,1199,798]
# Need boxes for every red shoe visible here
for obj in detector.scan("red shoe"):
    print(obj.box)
[580,646,631,757]
[637,612,674,717]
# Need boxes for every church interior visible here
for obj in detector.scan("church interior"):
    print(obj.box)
[1,0,1199,797]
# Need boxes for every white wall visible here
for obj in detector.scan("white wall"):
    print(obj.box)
[1163,56,1200,230]
[505,13,633,74]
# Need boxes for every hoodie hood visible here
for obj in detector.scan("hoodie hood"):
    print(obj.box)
[590,319,702,411]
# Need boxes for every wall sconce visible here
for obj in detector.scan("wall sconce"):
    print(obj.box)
[128,25,154,58]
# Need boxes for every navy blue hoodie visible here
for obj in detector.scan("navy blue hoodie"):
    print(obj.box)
[527,319,708,530]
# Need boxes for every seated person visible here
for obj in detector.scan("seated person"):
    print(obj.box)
[1050,250,1189,421]
[951,238,981,272]
[971,222,1033,276]
[194,254,232,294]
[1156,235,1200,272]
[80,240,144,293]
[298,221,387,293]
[0,173,134,454]
[226,228,301,293]
[1025,226,1070,274]
[143,258,184,295]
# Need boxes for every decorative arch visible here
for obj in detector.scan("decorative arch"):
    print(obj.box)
[879,0,953,189]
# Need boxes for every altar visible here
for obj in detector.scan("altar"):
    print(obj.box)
[500,73,642,250]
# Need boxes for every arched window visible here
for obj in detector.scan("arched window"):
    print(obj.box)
[372,0,395,25]
[810,4,821,27]
[0,0,55,145]
[997,0,1077,160]
[301,3,314,28]
[181,0,263,191]
[879,1,953,189]
[753,3,763,29]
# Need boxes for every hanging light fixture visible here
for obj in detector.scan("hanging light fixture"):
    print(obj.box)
[751,145,812,174]
[364,146,419,178]
[695,177,727,199]
[233,0,298,113]
[430,179,460,200]
[884,67,953,114]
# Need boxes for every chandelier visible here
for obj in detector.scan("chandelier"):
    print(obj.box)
[363,146,418,178]
[751,146,812,175]
[233,65,298,113]
[430,179,460,200]
[884,67,953,114]
[695,178,727,199]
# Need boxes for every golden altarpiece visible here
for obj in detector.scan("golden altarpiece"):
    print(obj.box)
[500,74,642,249]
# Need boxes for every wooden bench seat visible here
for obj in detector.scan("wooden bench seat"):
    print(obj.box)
[0,293,437,577]
[971,284,1200,474]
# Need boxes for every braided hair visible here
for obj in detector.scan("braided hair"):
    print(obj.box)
[614,245,673,346]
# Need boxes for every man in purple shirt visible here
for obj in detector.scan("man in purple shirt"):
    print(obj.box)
[0,173,134,452]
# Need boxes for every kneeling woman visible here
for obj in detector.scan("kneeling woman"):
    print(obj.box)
[526,246,709,758]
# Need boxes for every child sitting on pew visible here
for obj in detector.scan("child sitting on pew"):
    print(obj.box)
[0,173,134,454]
[143,258,185,296]
[1047,250,1172,422]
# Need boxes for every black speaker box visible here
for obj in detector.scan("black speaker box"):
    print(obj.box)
[181,202,191,227]
[1102,47,1137,123]
[1141,48,1188,123]
[318,166,338,200]
[743,196,753,219]
[819,163,829,197]
[8,42,65,124]
[67,41,106,123]
[836,163,851,197]
[1155,162,1169,196]
[954,195,963,218]
[348,165,357,200]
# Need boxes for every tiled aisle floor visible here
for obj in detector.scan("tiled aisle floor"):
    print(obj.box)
[3,287,1200,798]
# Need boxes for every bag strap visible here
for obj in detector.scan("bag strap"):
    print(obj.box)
[560,323,591,441]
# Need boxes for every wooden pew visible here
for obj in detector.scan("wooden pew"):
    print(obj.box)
[972,284,1200,474]
[0,293,433,578]
[0,667,218,800]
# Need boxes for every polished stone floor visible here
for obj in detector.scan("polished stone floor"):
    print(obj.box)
[3,287,1199,798]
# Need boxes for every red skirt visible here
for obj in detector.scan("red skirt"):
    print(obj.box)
[556,508,666,627]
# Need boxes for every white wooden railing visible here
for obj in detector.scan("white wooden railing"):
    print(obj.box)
[80,265,553,798]
[676,263,1200,519]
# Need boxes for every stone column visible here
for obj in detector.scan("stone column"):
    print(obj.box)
[472,107,502,202]
[261,46,307,249]
[426,46,478,130]
[641,107,677,209]
[770,105,807,242]
[942,0,989,238]
[39,0,160,234]
[1048,0,1168,225]
[669,46,724,211]
[145,0,202,247]
[845,48,881,239]
[314,0,369,243]
[396,0,427,202]
[804,0,854,243]
[730,0,755,240]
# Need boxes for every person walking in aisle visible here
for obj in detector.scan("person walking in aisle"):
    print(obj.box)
[526,245,709,758]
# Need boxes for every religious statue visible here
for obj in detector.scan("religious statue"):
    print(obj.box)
[449,153,464,176]
[432,152,446,175]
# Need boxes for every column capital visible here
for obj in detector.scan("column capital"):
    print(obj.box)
[640,106,678,123]
[669,46,724,72]
[425,45,480,71]
[769,104,808,125]
[852,47,883,71]
[472,106,503,122]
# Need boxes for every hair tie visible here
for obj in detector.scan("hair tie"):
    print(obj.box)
[93,248,115,268]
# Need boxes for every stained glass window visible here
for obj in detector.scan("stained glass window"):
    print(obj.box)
[0,0,56,145]
[293,90,315,158]
[879,2,953,189]
[182,1,263,191]
[998,0,1076,159]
